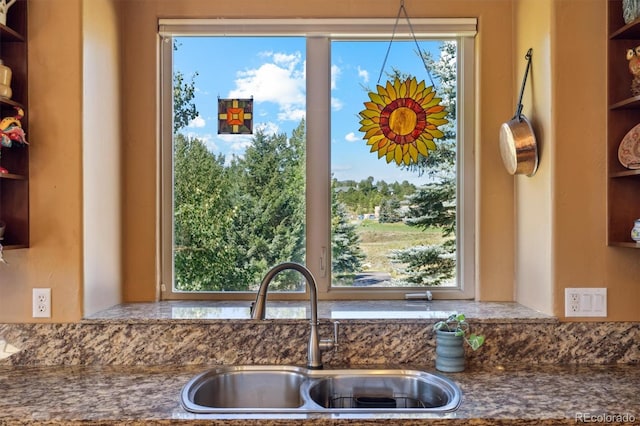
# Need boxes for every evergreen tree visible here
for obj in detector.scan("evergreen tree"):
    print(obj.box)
[232,122,307,290]
[331,180,365,276]
[379,197,402,223]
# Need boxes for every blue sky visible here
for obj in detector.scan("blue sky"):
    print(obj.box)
[174,37,443,185]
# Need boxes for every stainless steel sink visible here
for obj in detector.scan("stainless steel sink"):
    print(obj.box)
[181,365,462,414]
[185,365,308,411]
[303,368,460,411]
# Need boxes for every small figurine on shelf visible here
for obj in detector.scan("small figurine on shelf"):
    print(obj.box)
[0,106,27,174]
[0,0,16,27]
[627,46,640,96]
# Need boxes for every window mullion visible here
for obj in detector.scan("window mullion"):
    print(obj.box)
[305,36,332,295]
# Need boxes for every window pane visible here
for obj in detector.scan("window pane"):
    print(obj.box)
[330,39,458,288]
[172,37,307,292]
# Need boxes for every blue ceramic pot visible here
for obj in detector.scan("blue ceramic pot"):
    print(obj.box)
[435,330,465,373]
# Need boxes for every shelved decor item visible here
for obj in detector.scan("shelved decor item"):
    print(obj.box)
[0,106,27,173]
[0,0,15,26]
[618,123,640,169]
[0,59,11,99]
[623,0,640,23]
[632,219,640,243]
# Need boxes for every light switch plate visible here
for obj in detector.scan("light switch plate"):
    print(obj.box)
[565,288,607,317]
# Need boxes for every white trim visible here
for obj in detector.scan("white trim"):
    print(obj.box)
[159,19,477,300]
[159,18,477,38]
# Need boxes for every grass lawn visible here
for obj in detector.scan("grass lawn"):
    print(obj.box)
[356,219,445,273]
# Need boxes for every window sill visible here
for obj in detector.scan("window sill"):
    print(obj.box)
[83,300,556,324]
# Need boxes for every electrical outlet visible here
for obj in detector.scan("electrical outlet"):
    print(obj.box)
[32,288,51,318]
[565,288,607,317]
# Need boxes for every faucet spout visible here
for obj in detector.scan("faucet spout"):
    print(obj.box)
[251,262,325,369]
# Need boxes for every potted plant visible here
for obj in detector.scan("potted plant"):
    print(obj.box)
[432,313,485,372]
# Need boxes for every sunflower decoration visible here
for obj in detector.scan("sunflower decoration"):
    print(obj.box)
[359,76,448,166]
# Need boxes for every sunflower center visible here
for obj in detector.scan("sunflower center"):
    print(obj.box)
[389,106,418,136]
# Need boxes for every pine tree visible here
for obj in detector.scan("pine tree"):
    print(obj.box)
[331,179,365,276]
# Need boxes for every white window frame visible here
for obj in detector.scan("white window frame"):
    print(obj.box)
[159,18,477,301]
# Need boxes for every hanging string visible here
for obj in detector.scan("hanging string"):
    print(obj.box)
[377,0,436,88]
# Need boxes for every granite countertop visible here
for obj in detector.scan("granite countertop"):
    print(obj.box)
[1,301,638,425]
[1,363,638,425]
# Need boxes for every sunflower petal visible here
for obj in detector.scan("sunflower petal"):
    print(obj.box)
[428,118,449,126]
[428,111,448,119]
[394,145,403,165]
[386,80,397,100]
[368,92,386,106]
[426,105,446,114]
[416,140,430,156]
[363,101,381,111]
[360,109,379,119]
[364,128,383,139]
[408,144,418,163]
[359,123,378,132]
[376,84,389,98]
[393,78,402,98]
[408,77,417,97]
[428,129,445,139]
[420,91,436,106]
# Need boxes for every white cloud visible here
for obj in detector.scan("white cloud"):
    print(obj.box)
[181,130,218,153]
[331,97,343,111]
[188,115,206,128]
[228,51,305,122]
[345,132,361,142]
[358,66,370,84]
[217,133,253,153]
[255,121,280,136]
[331,64,341,90]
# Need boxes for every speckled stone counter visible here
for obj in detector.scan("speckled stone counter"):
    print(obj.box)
[0,364,638,425]
[0,301,639,425]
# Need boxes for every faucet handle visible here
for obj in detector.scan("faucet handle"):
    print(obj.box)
[320,321,340,352]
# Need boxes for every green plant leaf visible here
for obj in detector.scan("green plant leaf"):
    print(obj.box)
[467,333,485,351]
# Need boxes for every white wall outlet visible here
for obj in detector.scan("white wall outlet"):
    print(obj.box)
[32,288,51,318]
[565,288,607,317]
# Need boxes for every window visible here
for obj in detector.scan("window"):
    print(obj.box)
[159,19,476,300]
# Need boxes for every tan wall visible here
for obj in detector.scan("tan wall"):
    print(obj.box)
[1,0,638,323]
[0,0,84,322]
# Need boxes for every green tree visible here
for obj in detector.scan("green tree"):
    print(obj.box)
[379,197,402,223]
[173,41,199,133]
[331,180,365,277]
[232,121,307,290]
[173,134,252,291]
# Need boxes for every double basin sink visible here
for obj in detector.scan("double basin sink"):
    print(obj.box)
[181,364,462,414]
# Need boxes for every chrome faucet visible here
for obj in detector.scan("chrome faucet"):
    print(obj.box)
[250,262,337,369]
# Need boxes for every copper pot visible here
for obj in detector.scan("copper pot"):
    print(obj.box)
[499,48,538,177]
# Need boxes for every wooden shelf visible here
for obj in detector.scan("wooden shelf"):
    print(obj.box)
[607,1,640,249]
[0,172,26,180]
[0,0,28,251]
[0,23,23,42]
[609,241,640,248]
[610,95,640,109]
